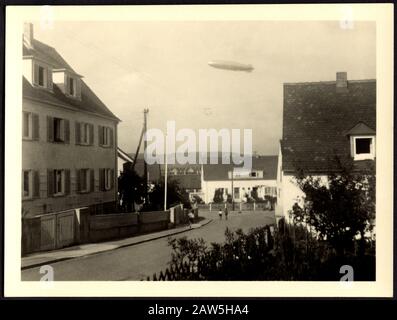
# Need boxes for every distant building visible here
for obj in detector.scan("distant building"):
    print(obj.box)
[117,147,134,176]
[201,155,278,204]
[22,23,120,218]
[276,72,376,223]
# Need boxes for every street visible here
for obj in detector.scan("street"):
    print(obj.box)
[21,210,275,281]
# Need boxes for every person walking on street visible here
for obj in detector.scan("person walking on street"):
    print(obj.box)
[218,209,223,220]
[224,206,229,220]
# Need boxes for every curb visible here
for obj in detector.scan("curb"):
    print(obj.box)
[21,218,213,270]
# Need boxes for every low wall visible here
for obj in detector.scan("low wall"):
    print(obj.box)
[138,210,170,234]
[198,201,272,211]
[89,213,139,242]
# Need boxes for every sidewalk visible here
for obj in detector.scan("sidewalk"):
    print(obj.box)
[22,218,212,270]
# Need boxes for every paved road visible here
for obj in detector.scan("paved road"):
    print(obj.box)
[21,210,275,281]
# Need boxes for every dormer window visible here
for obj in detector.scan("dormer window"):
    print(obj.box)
[52,69,82,100]
[352,136,375,160]
[32,61,52,90]
[346,122,376,161]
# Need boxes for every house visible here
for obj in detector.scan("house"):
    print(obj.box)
[201,155,278,204]
[117,147,134,176]
[22,23,120,219]
[275,72,376,223]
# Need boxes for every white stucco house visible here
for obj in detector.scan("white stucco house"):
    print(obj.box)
[275,72,376,223]
[201,155,278,204]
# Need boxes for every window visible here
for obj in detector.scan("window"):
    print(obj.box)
[352,136,375,160]
[77,168,93,193]
[23,112,31,139]
[99,126,113,147]
[33,63,48,88]
[23,170,32,198]
[81,123,90,144]
[76,122,93,145]
[48,116,69,143]
[23,112,39,140]
[54,118,65,142]
[54,169,65,195]
[67,76,76,96]
[249,172,257,177]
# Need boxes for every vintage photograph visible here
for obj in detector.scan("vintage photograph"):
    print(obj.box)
[4,5,392,297]
[19,18,379,282]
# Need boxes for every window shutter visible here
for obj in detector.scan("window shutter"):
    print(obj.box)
[33,63,39,85]
[76,169,81,193]
[64,119,70,144]
[32,113,39,140]
[90,169,95,192]
[65,169,70,195]
[76,80,82,99]
[89,124,94,145]
[47,169,54,197]
[47,116,54,142]
[98,126,103,146]
[33,170,40,198]
[65,75,70,95]
[110,169,114,190]
[99,168,105,191]
[75,122,81,145]
[109,128,114,147]
[47,67,53,90]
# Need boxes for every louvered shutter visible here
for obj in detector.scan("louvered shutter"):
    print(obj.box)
[64,119,70,143]
[33,170,40,198]
[110,169,114,190]
[32,113,39,140]
[90,169,95,192]
[109,128,114,147]
[47,169,54,197]
[47,116,54,142]
[33,63,39,85]
[76,169,81,193]
[89,124,94,145]
[64,169,70,195]
[75,121,81,145]
[47,67,53,90]
[98,126,103,146]
[99,168,105,191]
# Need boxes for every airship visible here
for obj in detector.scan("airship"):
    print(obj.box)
[208,60,254,72]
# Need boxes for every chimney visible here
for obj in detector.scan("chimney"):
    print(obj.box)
[336,72,348,92]
[23,23,34,49]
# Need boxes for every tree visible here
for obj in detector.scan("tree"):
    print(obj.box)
[118,164,145,212]
[293,156,375,256]
[143,178,190,211]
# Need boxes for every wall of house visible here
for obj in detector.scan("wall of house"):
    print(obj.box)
[201,179,277,204]
[22,98,118,217]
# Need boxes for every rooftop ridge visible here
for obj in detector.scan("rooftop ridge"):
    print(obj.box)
[284,79,376,86]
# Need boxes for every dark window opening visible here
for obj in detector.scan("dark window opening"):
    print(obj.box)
[69,77,75,96]
[38,66,45,86]
[54,118,64,142]
[355,138,371,154]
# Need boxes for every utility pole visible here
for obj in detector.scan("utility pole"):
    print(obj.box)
[231,167,235,211]
[143,108,149,205]
[164,135,168,211]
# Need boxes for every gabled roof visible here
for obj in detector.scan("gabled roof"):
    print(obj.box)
[23,39,120,121]
[118,147,134,162]
[281,78,376,173]
[203,155,278,181]
[345,122,376,136]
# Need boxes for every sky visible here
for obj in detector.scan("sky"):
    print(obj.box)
[33,21,376,155]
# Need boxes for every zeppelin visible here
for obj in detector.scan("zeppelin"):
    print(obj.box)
[208,60,254,72]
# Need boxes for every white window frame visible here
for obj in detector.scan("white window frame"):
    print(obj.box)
[351,135,376,161]
[102,127,111,147]
[54,169,65,196]
[104,169,112,191]
[80,168,90,192]
[81,122,90,145]
[22,170,33,199]
[23,111,33,140]
[53,118,65,142]
[34,62,48,88]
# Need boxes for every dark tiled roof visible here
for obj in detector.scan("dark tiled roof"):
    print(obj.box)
[203,155,278,181]
[169,175,201,190]
[282,80,376,173]
[23,39,119,121]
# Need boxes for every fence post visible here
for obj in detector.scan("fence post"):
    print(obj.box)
[239,202,242,212]
[209,203,212,212]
